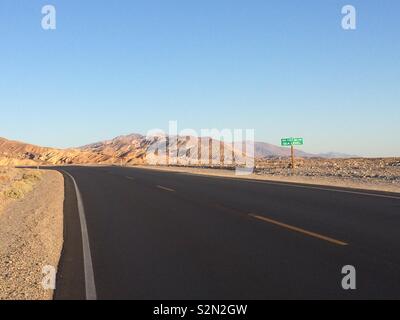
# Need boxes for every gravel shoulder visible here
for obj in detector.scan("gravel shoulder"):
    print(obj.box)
[0,168,64,300]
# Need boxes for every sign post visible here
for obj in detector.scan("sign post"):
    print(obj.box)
[291,144,294,171]
[281,137,304,173]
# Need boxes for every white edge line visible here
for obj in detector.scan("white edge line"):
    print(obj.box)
[62,170,97,300]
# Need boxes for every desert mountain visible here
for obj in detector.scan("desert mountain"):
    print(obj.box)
[80,134,150,163]
[80,134,249,165]
[315,152,357,159]
[0,137,118,166]
[251,142,315,158]
[0,135,247,166]
[0,134,352,166]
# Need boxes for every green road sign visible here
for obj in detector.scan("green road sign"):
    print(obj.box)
[292,138,304,146]
[281,138,293,146]
[281,137,304,146]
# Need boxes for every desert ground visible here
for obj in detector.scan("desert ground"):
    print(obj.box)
[253,157,400,192]
[0,167,64,300]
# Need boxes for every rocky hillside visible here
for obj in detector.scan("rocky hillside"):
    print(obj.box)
[0,137,118,166]
[0,134,249,166]
[252,141,315,158]
[80,134,248,165]
[0,134,355,166]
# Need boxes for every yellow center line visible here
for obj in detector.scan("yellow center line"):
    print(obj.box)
[157,185,176,192]
[248,213,348,246]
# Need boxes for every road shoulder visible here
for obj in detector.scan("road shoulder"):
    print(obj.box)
[53,170,86,300]
[0,169,64,300]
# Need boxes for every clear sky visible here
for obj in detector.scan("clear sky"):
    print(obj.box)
[1,0,399,156]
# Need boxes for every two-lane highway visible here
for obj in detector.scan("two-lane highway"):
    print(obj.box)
[53,166,400,300]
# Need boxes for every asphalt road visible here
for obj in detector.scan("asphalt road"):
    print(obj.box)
[52,166,400,300]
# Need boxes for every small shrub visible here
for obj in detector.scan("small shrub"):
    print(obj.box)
[3,188,23,199]
[22,173,41,182]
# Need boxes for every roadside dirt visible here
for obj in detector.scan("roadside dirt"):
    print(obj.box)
[0,168,64,300]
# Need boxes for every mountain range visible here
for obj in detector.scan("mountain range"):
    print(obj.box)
[0,134,354,166]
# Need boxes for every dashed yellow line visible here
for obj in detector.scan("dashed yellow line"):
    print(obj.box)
[248,213,348,246]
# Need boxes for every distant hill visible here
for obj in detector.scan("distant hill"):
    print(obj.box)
[0,137,118,166]
[252,142,315,158]
[80,134,149,163]
[80,134,355,162]
[315,152,357,159]
[252,142,355,159]
[0,134,355,166]
[80,134,247,165]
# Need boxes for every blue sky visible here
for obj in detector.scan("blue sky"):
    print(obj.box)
[0,0,399,156]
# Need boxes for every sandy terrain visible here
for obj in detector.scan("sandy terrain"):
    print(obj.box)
[0,168,64,300]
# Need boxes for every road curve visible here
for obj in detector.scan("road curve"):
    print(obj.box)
[53,166,400,300]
